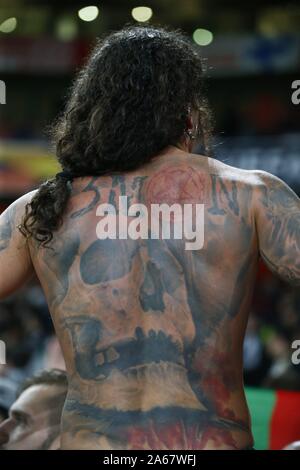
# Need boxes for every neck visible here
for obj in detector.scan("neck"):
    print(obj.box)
[174,137,195,153]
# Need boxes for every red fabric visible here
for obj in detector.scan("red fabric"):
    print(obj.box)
[270,390,300,449]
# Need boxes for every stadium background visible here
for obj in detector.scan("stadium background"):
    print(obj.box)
[0,0,300,449]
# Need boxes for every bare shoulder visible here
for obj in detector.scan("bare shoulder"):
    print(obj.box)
[187,154,299,221]
[187,153,268,196]
[4,189,37,214]
[199,155,296,195]
[0,190,38,245]
[239,168,300,213]
[0,190,38,299]
[205,155,265,185]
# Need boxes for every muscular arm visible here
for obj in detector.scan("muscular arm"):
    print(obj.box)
[254,171,300,286]
[0,192,36,299]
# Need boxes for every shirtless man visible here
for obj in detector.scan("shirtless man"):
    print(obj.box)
[0,25,299,450]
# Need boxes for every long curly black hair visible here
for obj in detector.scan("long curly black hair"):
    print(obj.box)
[21,24,213,245]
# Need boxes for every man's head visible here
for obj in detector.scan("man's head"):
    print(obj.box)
[55,24,212,176]
[283,441,300,450]
[0,368,67,450]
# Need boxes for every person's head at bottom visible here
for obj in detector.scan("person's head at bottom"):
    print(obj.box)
[283,441,300,450]
[0,368,67,450]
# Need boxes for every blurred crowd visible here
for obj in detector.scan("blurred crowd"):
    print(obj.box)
[218,92,300,137]
[0,280,65,425]
[1,89,299,142]
[244,262,300,390]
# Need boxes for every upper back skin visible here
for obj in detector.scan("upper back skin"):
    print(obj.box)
[30,146,260,449]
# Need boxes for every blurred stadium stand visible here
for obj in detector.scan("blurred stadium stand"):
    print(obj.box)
[0,0,300,448]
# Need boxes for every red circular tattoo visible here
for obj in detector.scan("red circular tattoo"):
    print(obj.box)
[146,166,206,205]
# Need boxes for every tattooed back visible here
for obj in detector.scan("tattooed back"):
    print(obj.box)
[28,146,296,449]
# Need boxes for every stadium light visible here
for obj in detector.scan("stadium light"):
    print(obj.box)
[0,17,17,33]
[131,6,153,22]
[78,6,99,22]
[193,28,213,46]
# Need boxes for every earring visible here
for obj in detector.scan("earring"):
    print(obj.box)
[184,127,198,140]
